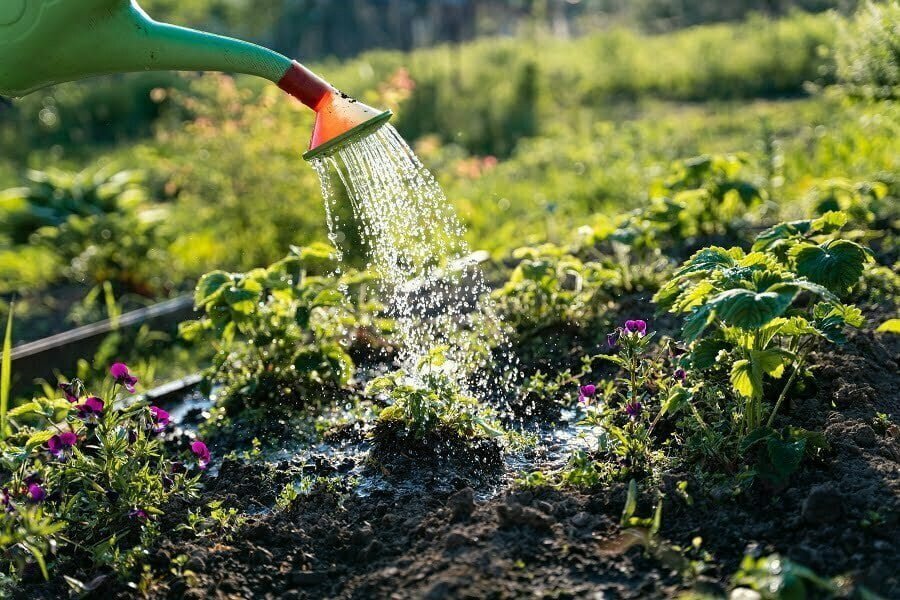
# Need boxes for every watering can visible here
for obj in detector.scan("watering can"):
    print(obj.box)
[0,0,391,160]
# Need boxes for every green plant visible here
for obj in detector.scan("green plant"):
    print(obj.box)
[656,211,870,432]
[835,0,900,100]
[732,554,837,599]
[368,348,506,446]
[183,244,380,413]
[573,322,686,482]
[0,366,200,583]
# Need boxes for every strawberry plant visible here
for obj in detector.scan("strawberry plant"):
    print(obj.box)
[182,244,382,413]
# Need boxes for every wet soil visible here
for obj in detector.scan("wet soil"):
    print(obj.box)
[16,305,900,600]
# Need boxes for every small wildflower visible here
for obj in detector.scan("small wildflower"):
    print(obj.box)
[47,432,78,459]
[110,362,138,393]
[127,429,138,444]
[624,402,643,420]
[129,508,149,521]
[149,406,170,433]
[191,441,211,470]
[674,368,687,383]
[76,396,104,424]
[607,330,620,348]
[26,484,46,503]
[1,488,12,512]
[624,320,648,336]
[579,384,597,404]
[58,380,80,403]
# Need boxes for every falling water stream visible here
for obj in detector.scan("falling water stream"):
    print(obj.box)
[311,125,516,393]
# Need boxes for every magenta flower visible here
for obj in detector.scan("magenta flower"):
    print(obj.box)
[191,441,211,470]
[607,331,620,348]
[579,384,597,404]
[58,380,81,403]
[26,484,46,503]
[624,402,643,420]
[76,396,104,424]
[129,508,149,521]
[47,432,78,458]
[149,406,170,433]
[624,320,648,336]
[674,368,687,383]
[110,363,138,393]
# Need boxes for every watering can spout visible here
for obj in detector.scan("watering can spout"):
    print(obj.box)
[0,0,390,158]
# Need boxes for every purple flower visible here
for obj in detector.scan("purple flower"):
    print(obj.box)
[76,396,105,424]
[674,368,687,383]
[110,363,138,393]
[58,380,80,403]
[624,402,643,420]
[26,484,46,503]
[579,384,597,404]
[129,508,149,521]
[191,441,211,470]
[1,488,12,512]
[47,432,78,458]
[607,331,620,348]
[624,320,648,336]
[150,406,170,433]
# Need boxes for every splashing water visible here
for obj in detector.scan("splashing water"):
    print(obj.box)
[311,125,516,393]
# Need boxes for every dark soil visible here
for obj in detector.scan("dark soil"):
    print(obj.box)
[16,308,900,600]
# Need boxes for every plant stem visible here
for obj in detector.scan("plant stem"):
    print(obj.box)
[766,358,804,429]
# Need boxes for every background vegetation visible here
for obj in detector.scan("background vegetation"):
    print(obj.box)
[0,1,897,375]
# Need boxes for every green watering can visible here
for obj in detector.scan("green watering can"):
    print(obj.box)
[0,0,391,160]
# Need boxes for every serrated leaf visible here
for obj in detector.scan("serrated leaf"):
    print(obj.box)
[792,239,871,293]
[658,385,692,419]
[753,220,812,252]
[25,430,56,451]
[710,286,797,330]
[730,359,760,399]
[809,210,848,234]
[194,271,231,307]
[675,246,741,277]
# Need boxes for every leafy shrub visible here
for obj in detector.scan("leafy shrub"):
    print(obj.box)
[0,166,149,245]
[183,244,380,413]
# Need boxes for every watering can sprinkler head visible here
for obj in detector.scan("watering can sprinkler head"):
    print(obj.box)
[0,0,391,160]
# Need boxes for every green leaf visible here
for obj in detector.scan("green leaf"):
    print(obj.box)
[658,385,692,419]
[224,286,259,315]
[675,246,741,277]
[178,319,207,342]
[740,427,775,453]
[25,430,55,452]
[710,286,797,330]
[680,304,714,342]
[792,239,871,293]
[621,479,638,525]
[730,359,761,399]
[809,210,848,234]
[312,289,344,308]
[691,338,731,369]
[876,319,900,334]
[752,348,792,379]
[759,437,806,486]
[194,271,231,307]
[752,220,811,252]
